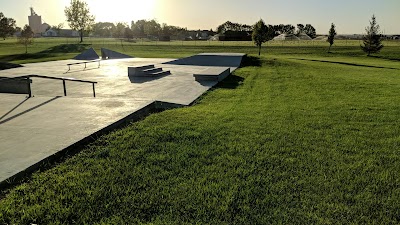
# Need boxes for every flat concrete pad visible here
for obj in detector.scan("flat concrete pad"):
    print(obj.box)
[0,53,245,184]
[164,53,245,71]
[0,94,151,182]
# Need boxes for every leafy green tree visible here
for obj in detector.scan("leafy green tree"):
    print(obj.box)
[143,19,161,37]
[93,22,115,37]
[361,15,384,56]
[304,24,316,39]
[217,21,252,34]
[131,20,146,38]
[296,24,305,35]
[114,22,127,38]
[124,27,133,41]
[18,25,34,53]
[252,19,274,56]
[64,0,95,42]
[0,12,16,40]
[327,23,337,53]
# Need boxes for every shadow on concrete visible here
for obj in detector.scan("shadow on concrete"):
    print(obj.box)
[240,55,262,67]
[163,54,245,67]
[216,75,244,89]
[0,97,29,121]
[64,67,100,74]
[292,58,400,70]
[0,96,61,125]
[128,74,168,84]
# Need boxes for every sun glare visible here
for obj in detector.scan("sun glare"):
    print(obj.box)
[87,0,157,23]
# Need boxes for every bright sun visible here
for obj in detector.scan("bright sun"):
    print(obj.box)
[86,0,157,23]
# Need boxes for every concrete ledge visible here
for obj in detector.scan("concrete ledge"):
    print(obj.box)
[194,67,231,82]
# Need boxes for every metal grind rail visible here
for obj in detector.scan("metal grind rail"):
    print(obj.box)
[0,75,98,98]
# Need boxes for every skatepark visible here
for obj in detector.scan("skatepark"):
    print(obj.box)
[0,49,245,186]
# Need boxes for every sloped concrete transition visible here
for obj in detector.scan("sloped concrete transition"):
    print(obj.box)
[0,52,245,187]
[73,47,99,60]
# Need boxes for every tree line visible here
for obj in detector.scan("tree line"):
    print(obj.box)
[253,15,384,56]
[92,20,189,40]
[0,0,386,56]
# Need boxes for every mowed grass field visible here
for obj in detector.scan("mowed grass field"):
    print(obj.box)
[1,38,400,224]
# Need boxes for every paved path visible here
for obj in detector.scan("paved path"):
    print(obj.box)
[0,54,244,184]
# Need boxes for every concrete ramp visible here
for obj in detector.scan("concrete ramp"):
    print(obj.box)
[164,53,245,69]
[74,48,99,60]
[101,48,133,59]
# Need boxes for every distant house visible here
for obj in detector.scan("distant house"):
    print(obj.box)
[273,33,300,41]
[43,29,57,37]
[43,29,79,37]
[196,30,212,40]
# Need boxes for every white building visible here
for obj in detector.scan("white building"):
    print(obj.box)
[28,7,49,34]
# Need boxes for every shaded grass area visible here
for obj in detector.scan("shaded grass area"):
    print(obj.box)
[1,49,400,224]
[0,62,22,70]
[292,58,400,70]
[0,43,89,64]
[0,37,399,64]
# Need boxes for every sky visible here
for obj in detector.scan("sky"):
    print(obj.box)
[1,0,399,34]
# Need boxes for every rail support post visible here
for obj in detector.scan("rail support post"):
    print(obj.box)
[63,80,67,96]
[92,83,96,97]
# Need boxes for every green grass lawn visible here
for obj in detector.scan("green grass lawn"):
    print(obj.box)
[1,38,400,224]
[1,37,399,63]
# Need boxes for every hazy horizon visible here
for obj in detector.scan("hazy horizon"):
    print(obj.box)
[2,0,400,35]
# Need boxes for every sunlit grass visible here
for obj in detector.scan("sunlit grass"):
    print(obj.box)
[0,39,400,224]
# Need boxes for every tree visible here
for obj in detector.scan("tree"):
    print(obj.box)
[282,24,295,34]
[327,23,337,53]
[217,21,253,34]
[114,22,127,38]
[124,27,133,41]
[18,25,34,53]
[304,24,316,39]
[93,22,115,37]
[143,19,161,37]
[361,15,384,56]
[131,20,146,38]
[296,24,305,35]
[0,12,16,40]
[51,23,64,35]
[64,0,95,42]
[252,19,274,56]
